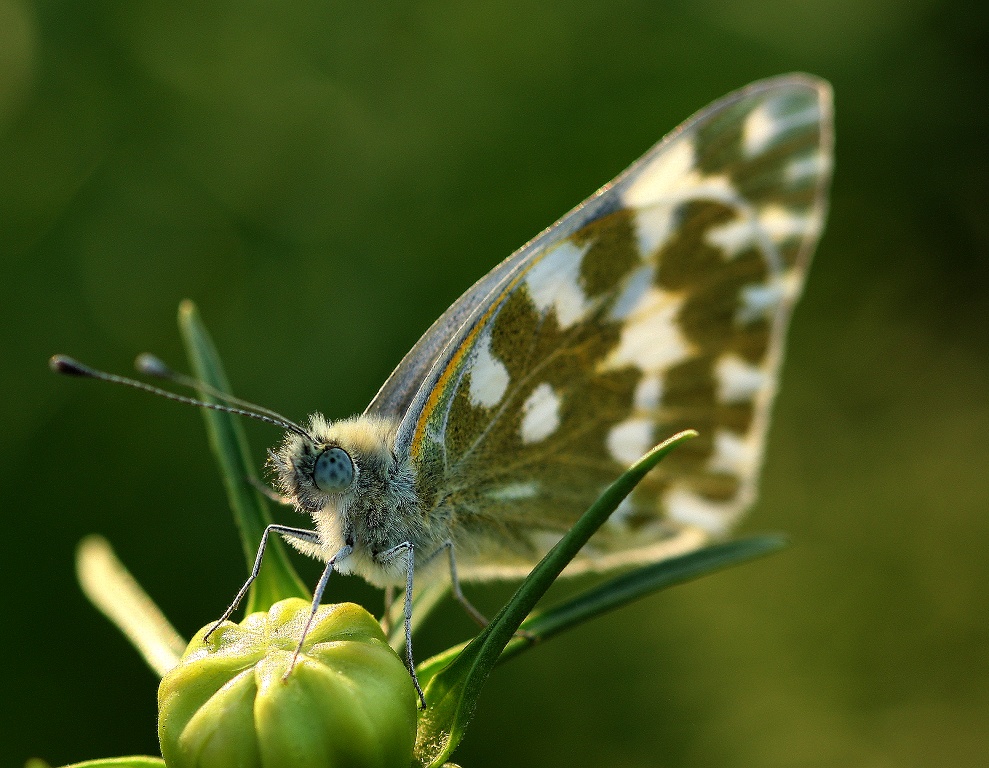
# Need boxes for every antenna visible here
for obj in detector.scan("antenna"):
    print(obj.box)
[49,354,314,442]
[134,354,302,428]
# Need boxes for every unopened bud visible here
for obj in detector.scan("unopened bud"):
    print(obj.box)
[158,599,418,768]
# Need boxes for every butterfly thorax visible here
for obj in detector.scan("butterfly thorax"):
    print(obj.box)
[268,413,448,587]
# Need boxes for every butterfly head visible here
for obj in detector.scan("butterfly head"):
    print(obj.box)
[269,413,418,536]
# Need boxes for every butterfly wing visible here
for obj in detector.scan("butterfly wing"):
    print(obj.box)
[365,159,633,419]
[375,74,833,579]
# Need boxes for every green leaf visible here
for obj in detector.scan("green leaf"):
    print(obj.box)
[415,533,787,683]
[76,535,186,677]
[178,300,308,612]
[412,430,697,768]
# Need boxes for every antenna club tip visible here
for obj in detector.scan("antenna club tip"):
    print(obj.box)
[50,354,91,377]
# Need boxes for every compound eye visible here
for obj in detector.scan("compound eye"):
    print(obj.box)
[313,447,354,492]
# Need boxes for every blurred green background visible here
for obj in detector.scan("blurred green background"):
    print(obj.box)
[2,0,987,766]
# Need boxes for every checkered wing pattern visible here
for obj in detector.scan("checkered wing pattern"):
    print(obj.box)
[372,74,833,579]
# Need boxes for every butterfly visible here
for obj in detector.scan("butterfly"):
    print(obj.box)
[53,73,832,706]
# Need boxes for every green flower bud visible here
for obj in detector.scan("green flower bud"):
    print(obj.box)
[158,599,418,768]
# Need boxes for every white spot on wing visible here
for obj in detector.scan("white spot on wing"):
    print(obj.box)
[688,174,739,203]
[623,137,751,251]
[715,354,765,403]
[706,215,760,258]
[742,105,776,158]
[633,205,678,257]
[609,264,654,321]
[633,373,662,410]
[525,240,593,329]
[623,139,696,207]
[786,151,829,183]
[520,382,561,444]
[468,328,509,408]
[665,486,732,534]
[743,100,820,157]
[486,481,540,501]
[737,281,784,323]
[601,288,692,372]
[607,418,654,465]
[707,429,759,477]
[760,204,818,245]
[707,203,818,262]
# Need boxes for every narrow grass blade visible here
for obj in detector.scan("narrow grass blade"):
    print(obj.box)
[76,536,186,677]
[178,301,308,612]
[504,533,785,661]
[415,533,786,683]
[413,430,697,768]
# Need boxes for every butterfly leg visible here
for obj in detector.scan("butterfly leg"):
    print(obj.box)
[426,541,536,641]
[380,541,426,708]
[284,543,353,679]
[204,524,319,642]
[439,541,488,627]
[419,541,488,626]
